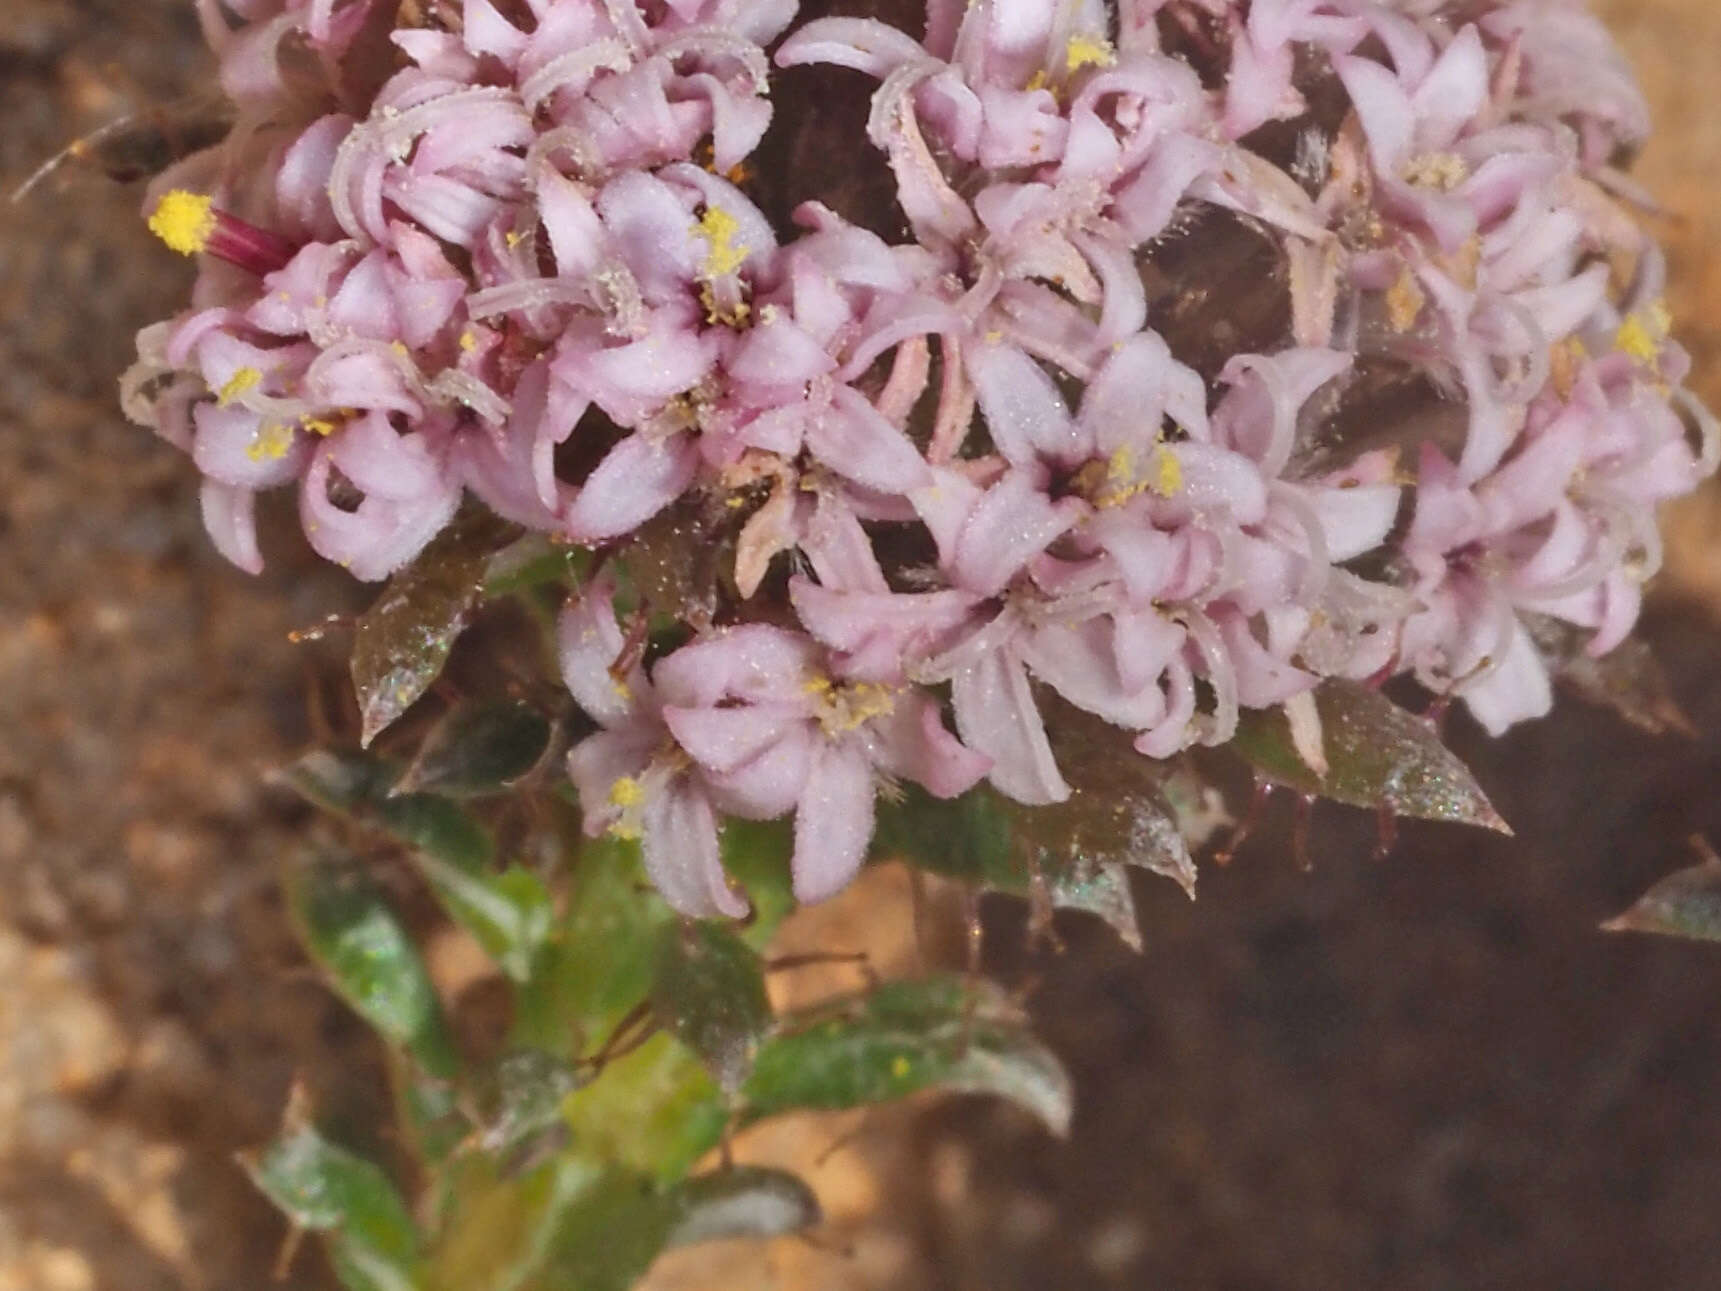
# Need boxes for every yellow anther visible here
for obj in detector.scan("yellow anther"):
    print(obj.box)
[147,190,215,255]
[459,329,479,353]
[1065,34,1116,72]
[891,1055,912,1079]
[808,676,897,735]
[693,205,749,277]
[1615,300,1670,365]
[216,366,262,406]
[300,415,340,437]
[245,422,295,463]
[1401,152,1468,190]
[1385,266,1425,333]
[608,776,644,808]
[1151,444,1183,497]
[1025,69,1049,93]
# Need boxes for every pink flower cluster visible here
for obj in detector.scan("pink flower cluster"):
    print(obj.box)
[124,0,1714,913]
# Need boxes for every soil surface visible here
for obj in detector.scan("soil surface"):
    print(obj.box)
[3,3,1721,1290]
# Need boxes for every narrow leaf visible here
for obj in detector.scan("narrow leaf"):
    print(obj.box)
[1230,680,1511,831]
[352,513,506,747]
[394,699,553,798]
[284,853,459,1078]
[244,1111,423,1291]
[650,921,772,1092]
[1604,852,1721,941]
[742,976,1072,1137]
[664,1167,820,1249]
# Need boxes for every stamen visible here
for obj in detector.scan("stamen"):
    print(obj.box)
[145,189,297,276]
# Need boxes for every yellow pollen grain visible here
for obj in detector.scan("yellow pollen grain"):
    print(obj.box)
[459,330,479,353]
[216,366,262,406]
[1401,152,1467,190]
[694,205,750,278]
[608,776,644,808]
[1385,266,1424,333]
[611,677,633,703]
[1151,444,1183,497]
[1615,301,1670,365]
[891,1055,912,1079]
[814,679,897,735]
[301,414,340,437]
[147,190,215,255]
[1065,34,1116,72]
[245,422,295,463]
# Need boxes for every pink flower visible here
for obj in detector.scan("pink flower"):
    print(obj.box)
[561,582,986,911]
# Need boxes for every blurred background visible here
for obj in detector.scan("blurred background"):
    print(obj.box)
[3,2,1720,1288]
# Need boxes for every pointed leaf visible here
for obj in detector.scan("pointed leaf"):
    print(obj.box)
[284,853,459,1079]
[352,513,508,747]
[873,729,1195,952]
[244,1114,423,1291]
[664,1166,820,1249]
[1604,855,1721,941]
[1526,614,1694,738]
[650,921,772,1092]
[1229,680,1511,831]
[741,976,1072,1137]
[394,699,553,798]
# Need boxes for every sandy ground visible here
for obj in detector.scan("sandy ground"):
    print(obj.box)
[3,2,1721,1289]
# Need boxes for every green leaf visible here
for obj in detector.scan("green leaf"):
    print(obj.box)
[427,1156,602,1291]
[279,749,395,815]
[413,854,553,983]
[1604,853,1721,941]
[650,921,772,1092]
[483,533,589,597]
[285,853,459,1079]
[244,1113,423,1291]
[559,1034,729,1181]
[742,976,1072,1137]
[1526,614,1695,738]
[720,818,796,949]
[874,741,1196,952]
[474,1049,585,1158]
[352,513,507,747]
[1230,680,1511,831]
[664,1166,820,1249]
[281,751,553,982]
[395,700,554,798]
[524,1168,678,1291]
[514,834,673,1051]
